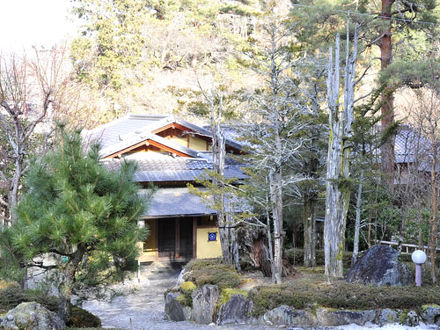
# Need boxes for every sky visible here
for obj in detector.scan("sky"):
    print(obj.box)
[0,0,77,52]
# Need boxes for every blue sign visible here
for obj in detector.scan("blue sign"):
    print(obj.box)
[208,232,217,241]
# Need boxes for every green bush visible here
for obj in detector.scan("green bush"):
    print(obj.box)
[0,286,101,328]
[248,279,440,316]
[70,306,102,328]
[184,259,241,289]
[184,258,223,272]
[178,281,197,307]
[191,264,241,289]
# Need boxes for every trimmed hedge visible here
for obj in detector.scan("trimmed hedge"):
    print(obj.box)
[0,286,101,328]
[184,259,241,289]
[248,276,440,316]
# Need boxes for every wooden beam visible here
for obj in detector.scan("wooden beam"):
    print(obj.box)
[152,122,194,134]
[103,138,192,159]
[147,140,192,157]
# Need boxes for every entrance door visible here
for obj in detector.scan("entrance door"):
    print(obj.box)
[158,218,176,258]
[179,218,193,259]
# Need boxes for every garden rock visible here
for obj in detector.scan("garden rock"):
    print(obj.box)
[420,305,440,325]
[316,308,376,326]
[183,306,192,321]
[376,308,399,325]
[263,305,316,327]
[191,285,219,324]
[216,294,253,325]
[164,293,185,321]
[405,310,420,326]
[0,301,65,330]
[345,245,411,286]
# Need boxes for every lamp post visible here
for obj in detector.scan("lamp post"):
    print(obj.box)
[411,250,427,287]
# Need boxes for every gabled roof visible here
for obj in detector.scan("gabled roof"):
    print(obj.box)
[83,114,243,159]
[101,133,200,158]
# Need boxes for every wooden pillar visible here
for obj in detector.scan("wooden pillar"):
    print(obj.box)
[176,218,180,259]
[193,217,197,258]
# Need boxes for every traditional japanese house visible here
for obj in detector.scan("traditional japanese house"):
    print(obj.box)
[84,114,245,261]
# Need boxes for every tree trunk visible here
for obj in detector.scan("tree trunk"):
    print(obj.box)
[324,24,357,278]
[352,169,364,266]
[8,156,23,224]
[211,102,235,266]
[270,170,283,284]
[58,268,74,324]
[380,0,396,182]
[303,194,317,267]
[252,237,272,277]
[430,151,438,284]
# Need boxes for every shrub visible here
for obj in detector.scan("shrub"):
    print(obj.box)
[248,277,440,316]
[184,258,223,272]
[0,286,101,328]
[183,259,241,289]
[70,306,102,328]
[178,281,197,307]
[180,281,196,292]
[0,280,19,290]
[191,264,241,289]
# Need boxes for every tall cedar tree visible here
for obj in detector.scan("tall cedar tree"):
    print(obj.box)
[0,128,147,324]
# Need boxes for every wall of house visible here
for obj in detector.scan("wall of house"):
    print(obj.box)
[171,136,210,151]
[138,219,158,262]
[196,226,222,259]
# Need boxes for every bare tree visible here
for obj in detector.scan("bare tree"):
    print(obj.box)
[0,48,68,225]
[240,20,312,283]
[324,22,358,277]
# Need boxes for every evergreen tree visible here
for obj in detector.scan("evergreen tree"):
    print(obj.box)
[0,127,147,324]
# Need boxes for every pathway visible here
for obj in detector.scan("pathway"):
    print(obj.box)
[82,262,269,330]
[82,262,437,330]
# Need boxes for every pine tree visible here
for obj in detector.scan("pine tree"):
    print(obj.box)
[0,127,147,324]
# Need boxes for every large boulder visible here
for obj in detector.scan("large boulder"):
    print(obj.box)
[316,308,376,326]
[191,285,219,324]
[0,302,66,330]
[164,293,185,322]
[262,305,316,327]
[345,245,411,286]
[421,305,440,325]
[217,294,253,325]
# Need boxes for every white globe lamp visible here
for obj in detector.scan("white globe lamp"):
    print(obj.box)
[411,250,427,287]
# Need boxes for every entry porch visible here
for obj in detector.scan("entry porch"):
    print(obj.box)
[137,215,222,262]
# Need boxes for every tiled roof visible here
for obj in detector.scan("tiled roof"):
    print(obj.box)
[139,187,248,218]
[140,188,215,218]
[394,126,431,164]
[102,154,247,182]
[83,114,243,158]
[82,114,168,151]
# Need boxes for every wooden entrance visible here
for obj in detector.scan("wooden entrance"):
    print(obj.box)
[158,218,193,259]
